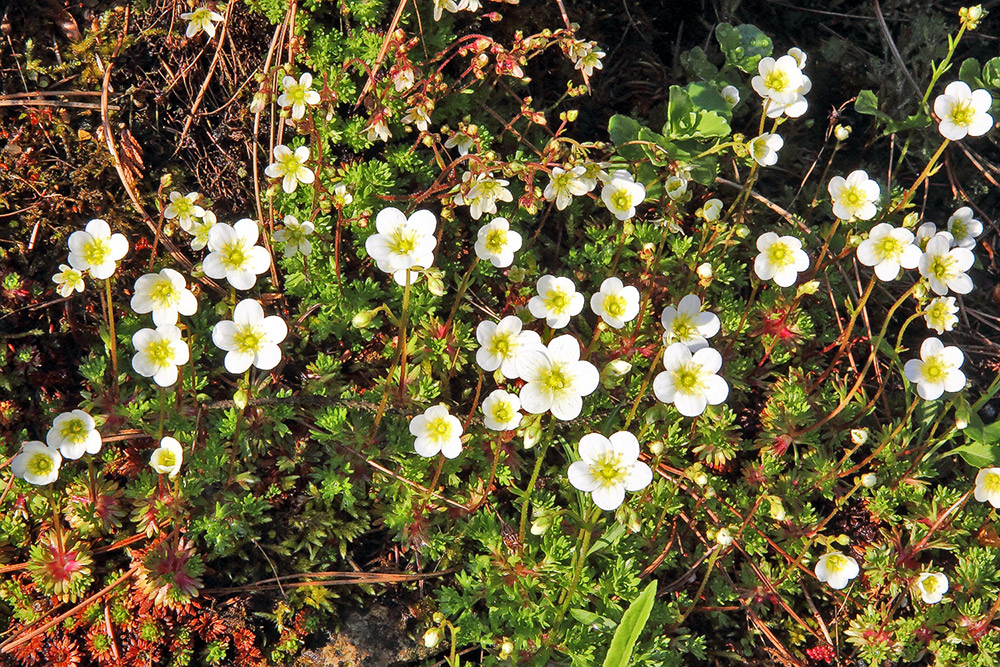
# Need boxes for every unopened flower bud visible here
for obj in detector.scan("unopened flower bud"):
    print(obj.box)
[769,497,786,521]
[902,212,921,229]
[860,473,878,488]
[648,440,664,456]
[850,428,869,446]
[499,639,515,660]
[734,224,750,239]
[960,5,986,29]
[795,280,820,297]
[432,612,445,624]
[694,472,708,486]
[912,281,929,300]
[250,91,268,114]
[423,628,442,648]
[697,263,713,283]
[352,308,378,328]
[530,512,552,535]
[507,266,526,283]
[956,417,969,430]
[716,527,734,546]
[834,124,852,141]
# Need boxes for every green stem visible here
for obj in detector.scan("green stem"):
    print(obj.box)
[398,272,413,398]
[104,278,119,399]
[518,421,554,543]
[624,347,664,431]
[442,257,479,337]
[920,25,967,109]
[888,139,949,217]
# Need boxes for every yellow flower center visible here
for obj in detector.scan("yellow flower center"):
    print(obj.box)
[234,325,265,355]
[221,240,249,270]
[674,363,704,393]
[873,235,901,260]
[603,293,627,319]
[926,301,953,329]
[553,172,573,190]
[921,355,949,383]
[766,241,794,268]
[150,279,177,307]
[83,237,111,267]
[285,83,308,106]
[60,419,89,444]
[824,553,849,574]
[948,100,976,127]
[610,188,633,212]
[764,69,790,93]
[278,152,301,174]
[172,197,194,217]
[157,450,177,469]
[540,363,570,393]
[490,400,515,424]
[387,227,418,256]
[842,185,866,208]
[951,220,967,240]
[543,287,572,314]
[670,313,696,341]
[489,331,514,358]
[983,472,1000,495]
[147,338,175,367]
[425,416,453,443]
[27,453,54,477]
[921,576,940,594]
[592,451,626,485]
[928,254,956,282]
[484,228,508,255]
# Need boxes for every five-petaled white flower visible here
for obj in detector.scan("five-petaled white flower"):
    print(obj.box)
[518,335,600,421]
[828,170,880,221]
[131,268,198,326]
[181,6,224,39]
[568,431,652,511]
[164,191,205,232]
[575,47,605,77]
[765,51,810,118]
[203,218,272,290]
[212,299,288,374]
[278,73,321,121]
[661,294,721,350]
[333,183,353,208]
[189,210,216,251]
[67,219,129,280]
[815,551,860,590]
[274,215,315,258]
[748,133,783,167]
[445,129,475,156]
[454,173,514,220]
[904,337,965,400]
[919,234,974,296]
[46,410,101,460]
[914,572,948,605]
[265,145,315,194]
[410,404,463,458]
[544,166,590,210]
[528,275,585,329]
[754,232,809,287]
[53,264,85,297]
[590,277,640,329]
[364,207,437,285]
[432,0,460,21]
[975,467,1000,508]
[601,170,646,221]
[150,436,184,478]
[475,316,543,379]
[947,206,983,249]
[856,223,921,281]
[924,296,959,334]
[653,343,729,417]
[132,325,190,387]
[934,81,994,141]
[474,218,522,268]
[11,441,62,486]
[751,55,806,106]
[481,389,522,431]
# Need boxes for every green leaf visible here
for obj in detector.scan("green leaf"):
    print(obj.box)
[601,580,657,667]
[882,112,932,136]
[570,608,618,632]
[715,23,772,73]
[950,414,1000,467]
[608,114,643,147]
[854,90,889,121]
[959,57,982,87]
[666,85,730,140]
[679,46,719,81]
[981,57,1000,89]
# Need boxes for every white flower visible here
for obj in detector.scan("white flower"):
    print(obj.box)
[432,0,460,21]
[392,66,415,92]
[264,145,315,194]
[454,173,513,220]
[716,527,734,546]
[765,74,810,118]
[475,316,543,378]
[751,55,806,105]
[11,441,61,486]
[914,572,948,604]
[181,6,224,39]
[445,130,474,156]
[947,206,983,249]
[150,436,184,478]
[815,551,860,590]
[924,296,959,334]
[278,73,321,121]
[915,222,939,250]
[601,170,645,220]
[67,219,129,280]
[787,47,807,69]
[481,389,522,431]
[754,232,809,287]
[904,337,965,400]
[834,124,852,141]
[699,198,723,222]
[919,234,974,296]
[517,335,600,421]
[365,115,391,143]
[203,218,272,290]
[828,170,880,221]
[665,175,688,201]
[661,294,721,350]
[164,191,205,232]
[748,133,783,167]
[860,472,878,488]
[653,343,729,417]
[273,214,315,258]
[410,404,463,458]
[332,183,353,208]
[212,299,288,374]
[131,268,198,326]
[458,0,481,11]
[132,325,190,387]
[46,410,101,460]
[934,81,994,141]
[474,218,522,268]
[52,264,85,297]
[528,275,584,328]
[721,85,740,106]
[575,48,605,77]
[544,166,589,210]
[567,431,652,511]
[364,207,437,281]
[974,467,1000,508]
[856,223,921,281]
[189,210,216,251]
[590,277,640,329]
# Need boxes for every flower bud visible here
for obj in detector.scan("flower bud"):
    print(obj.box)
[352,308,378,328]
[530,513,552,535]
[499,639,515,660]
[850,428,868,445]
[734,224,750,239]
[960,5,986,29]
[795,280,820,298]
[423,628,442,648]
[860,473,877,488]
[834,124,852,141]
[507,265,526,283]
[768,497,786,521]
[716,527,734,546]
[697,263,713,283]
[665,175,688,201]
[648,440,664,456]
